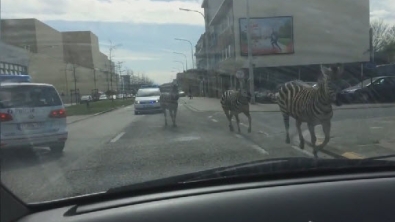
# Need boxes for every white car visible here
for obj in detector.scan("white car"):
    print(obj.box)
[0,82,68,153]
[99,94,108,100]
[134,88,162,115]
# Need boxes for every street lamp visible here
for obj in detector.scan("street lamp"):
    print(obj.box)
[179,8,209,72]
[173,60,185,71]
[173,52,188,70]
[175,38,195,69]
[246,0,255,104]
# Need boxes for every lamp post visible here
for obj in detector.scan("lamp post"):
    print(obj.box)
[173,61,185,71]
[175,38,195,69]
[179,8,208,72]
[173,52,188,70]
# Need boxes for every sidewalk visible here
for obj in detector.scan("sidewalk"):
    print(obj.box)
[181,97,395,113]
[295,116,395,159]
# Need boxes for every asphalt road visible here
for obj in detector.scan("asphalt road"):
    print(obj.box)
[1,103,395,203]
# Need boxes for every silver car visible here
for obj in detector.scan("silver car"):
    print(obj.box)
[134,88,162,115]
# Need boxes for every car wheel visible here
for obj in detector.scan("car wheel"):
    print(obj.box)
[50,142,65,153]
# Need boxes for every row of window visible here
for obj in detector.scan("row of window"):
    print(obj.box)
[0,62,28,75]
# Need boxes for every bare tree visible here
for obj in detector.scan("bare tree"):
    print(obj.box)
[371,19,395,63]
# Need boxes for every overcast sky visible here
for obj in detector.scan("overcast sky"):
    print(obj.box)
[2,0,394,84]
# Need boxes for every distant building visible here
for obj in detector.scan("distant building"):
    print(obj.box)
[0,41,29,75]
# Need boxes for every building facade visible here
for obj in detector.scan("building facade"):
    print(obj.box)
[0,41,29,75]
[198,0,371,97]
[1,18,115,100]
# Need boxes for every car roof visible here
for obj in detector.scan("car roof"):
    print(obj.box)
[0,82,55,87]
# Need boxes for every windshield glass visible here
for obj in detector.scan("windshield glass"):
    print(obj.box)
[1,0,395,205]
[0,85,62,108]
[136,89,161,97]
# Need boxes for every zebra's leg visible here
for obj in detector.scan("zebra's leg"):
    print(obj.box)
[163,108,168,126]
[307,123,317,157]
[243,111,252,133]
[174,106,178,126]
[296,120,304,149]
[235,114,241,133]
[223,108,234,132]
[317,121,331,150]
[283,113,290,143]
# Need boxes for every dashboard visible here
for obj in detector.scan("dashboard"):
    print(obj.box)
[4,170,394,222]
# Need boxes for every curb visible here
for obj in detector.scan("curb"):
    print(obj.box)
[67,106,125,125]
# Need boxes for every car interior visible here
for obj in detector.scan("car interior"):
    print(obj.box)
[2,165,395,222]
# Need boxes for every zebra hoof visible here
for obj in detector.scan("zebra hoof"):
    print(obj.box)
[299,142,305,149]
[248,128,251,133]
[229,127,234,132]
[285,138,290,144]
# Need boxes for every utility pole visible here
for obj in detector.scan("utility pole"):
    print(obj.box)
[246,0,255,104]
[117,61,124,93]
[108,40,122,92]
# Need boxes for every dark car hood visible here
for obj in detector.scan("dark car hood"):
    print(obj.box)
[107,157,395,193]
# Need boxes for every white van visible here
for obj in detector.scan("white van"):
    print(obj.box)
[0,82,68,153]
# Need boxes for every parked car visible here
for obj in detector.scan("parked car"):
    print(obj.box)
[99,94,108,100]
[179,91,186,97]
[134,88,162,115]
[116,94,124,99]
[80,95,93,103]
[338,76,395,103]
[0,82,68,153]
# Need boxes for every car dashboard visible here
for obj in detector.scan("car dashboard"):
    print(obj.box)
[3,170,395,222]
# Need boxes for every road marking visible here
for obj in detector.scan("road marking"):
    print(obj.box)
[211,119,218,123]
[208,116,213,119]
[174,136,201,142]
[342,152,364,159]
[292,146,314,157]
[370,127,383,129]
[250,144,269,155]
[110,132,125,143]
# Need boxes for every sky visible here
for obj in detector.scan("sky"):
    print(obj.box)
[1,0,394,84]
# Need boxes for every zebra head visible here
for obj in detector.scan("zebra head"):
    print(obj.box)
[320,63,344,103]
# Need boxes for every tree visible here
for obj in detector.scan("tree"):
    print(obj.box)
[371,19,395,64]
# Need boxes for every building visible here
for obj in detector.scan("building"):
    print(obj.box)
[195,34,206,70]
[0,41,29,75]
[62,31,108,71]
[1,18,116,100]
[1,19,64,61]
[198,0,371,97]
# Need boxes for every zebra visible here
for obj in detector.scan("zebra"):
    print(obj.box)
[276,63,344,157]
[159,84,180,127]
[220,89,252,133]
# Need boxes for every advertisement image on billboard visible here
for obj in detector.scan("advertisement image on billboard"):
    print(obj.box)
[239,16,294,56]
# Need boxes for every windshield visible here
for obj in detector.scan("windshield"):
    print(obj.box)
[0,85,62,108]
[136,89,161,97]
[1,0,395,205]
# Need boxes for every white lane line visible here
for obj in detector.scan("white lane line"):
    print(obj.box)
[110,132,125,143]
[208,116,213,119]
[251,145,269,155]
[291,145,314,157]
[211,119,218,123]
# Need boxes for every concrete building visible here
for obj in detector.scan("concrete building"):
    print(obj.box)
[195,34,206,69]
[0,41,29,75]
[197,0,371,97]
[1,18,115,101]
[1,19,64,61]
[62,31,108,71]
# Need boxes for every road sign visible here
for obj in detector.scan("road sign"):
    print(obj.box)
[236,70,245,79]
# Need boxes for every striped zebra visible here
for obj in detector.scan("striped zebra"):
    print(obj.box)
[159,84,180,127]
[220,89,252,133]
[276,64,344,157]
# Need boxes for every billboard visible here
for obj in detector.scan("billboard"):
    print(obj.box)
[239,16,294,56]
